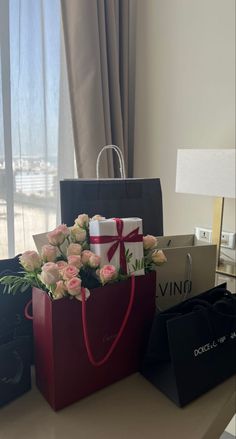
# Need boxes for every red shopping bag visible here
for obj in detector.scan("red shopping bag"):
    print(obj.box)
[28,272,156,410]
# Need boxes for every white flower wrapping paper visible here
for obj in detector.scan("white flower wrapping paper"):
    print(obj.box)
[89,218,145,276]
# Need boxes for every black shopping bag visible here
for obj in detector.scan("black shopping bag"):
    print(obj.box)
[0,335,31,407]
[141,283,236,407]
[0,256,33,362]
[60,146,163,236]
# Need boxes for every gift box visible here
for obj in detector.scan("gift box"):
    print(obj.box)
[89,217,144,276]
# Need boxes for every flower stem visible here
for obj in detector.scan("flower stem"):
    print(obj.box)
[34,272,41,289]
[57,244,66,259]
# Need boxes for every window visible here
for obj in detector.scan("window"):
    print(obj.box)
[0,0,74,259]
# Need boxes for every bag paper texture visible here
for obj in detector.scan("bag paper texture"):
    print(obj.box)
[155,235,217,310]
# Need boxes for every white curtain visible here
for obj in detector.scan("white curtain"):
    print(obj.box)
[0,0,75,259]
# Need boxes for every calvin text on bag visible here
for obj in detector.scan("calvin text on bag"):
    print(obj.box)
[157,280,192,297]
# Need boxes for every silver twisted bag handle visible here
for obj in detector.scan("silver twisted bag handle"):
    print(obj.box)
[96,145,126,179]
[182,252,193,301]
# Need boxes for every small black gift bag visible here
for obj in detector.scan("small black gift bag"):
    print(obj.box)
[141,283,236,407]
[0,334,31,407]
[0,256,33,362]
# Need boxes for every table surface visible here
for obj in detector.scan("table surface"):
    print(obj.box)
[0,369,235,439]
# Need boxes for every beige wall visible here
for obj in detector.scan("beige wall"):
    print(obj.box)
[134,0,235,236]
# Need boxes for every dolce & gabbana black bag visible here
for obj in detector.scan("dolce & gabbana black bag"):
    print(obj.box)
[141,283,236,407]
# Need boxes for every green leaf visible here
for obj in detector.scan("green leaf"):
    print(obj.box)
[20,284,30,293]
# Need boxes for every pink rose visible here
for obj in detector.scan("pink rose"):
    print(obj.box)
[81,250,93,264]
[99,265,118,284]
[67,243,82,256]
[88,254,101,268]
[68,255,82,269]
[66,277,82,296]
[40,262,60,286]
[90,215,105,221]
[151,250,167,265]
[41,245,57,262]
[19,251,41,272]
[70,225,87,243]
[47,228,64,246]
[53,280,66,299]
[56,260,68,272]
[47,224,69,246]
[62,265,79,280]
[74,214,89,228]
[143,235,157,250]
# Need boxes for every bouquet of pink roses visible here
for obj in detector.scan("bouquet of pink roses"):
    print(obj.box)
[0,214,167,301]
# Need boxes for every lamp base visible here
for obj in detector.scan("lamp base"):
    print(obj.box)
[216,261,236,278]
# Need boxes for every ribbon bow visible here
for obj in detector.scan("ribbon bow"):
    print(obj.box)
[90,218,143,274]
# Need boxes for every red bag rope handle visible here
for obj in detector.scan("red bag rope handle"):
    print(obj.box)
[24,299,33,320]
[24,276,136,367]
[81,275,135,367]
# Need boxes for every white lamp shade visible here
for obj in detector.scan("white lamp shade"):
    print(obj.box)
[176,149,236,198]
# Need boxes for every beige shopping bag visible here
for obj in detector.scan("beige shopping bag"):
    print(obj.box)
[155,235,217,310]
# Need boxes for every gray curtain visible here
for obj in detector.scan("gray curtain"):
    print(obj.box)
[60,0,136,178]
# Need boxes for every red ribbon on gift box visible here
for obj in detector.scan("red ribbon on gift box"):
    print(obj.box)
[90,218,143,274]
